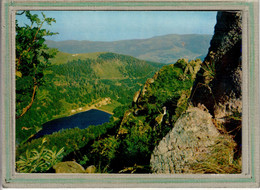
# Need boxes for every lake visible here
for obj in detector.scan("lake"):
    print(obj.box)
[30,109,111,140]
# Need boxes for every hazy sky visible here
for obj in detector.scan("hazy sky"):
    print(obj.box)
[16,11,217,41]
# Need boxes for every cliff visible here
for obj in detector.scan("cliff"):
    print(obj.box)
[150,11,242,174]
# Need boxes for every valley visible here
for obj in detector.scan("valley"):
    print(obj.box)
[15,11,242,175]
[16,51,164,144]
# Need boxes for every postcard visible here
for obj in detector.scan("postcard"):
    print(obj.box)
[1,0,259,188]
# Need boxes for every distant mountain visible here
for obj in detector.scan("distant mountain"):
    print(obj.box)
[46,34,212,64]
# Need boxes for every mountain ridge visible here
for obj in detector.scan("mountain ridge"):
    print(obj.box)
[46,34,212,64]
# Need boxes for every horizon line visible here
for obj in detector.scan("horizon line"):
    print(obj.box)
[45,33,213,43]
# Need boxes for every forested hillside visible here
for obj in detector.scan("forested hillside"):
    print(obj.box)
[16,52,163,144]
[16,11,242,175]
[17,58,202,173]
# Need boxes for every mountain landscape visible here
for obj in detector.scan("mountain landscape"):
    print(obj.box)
[45,34,212,64]
[15,11,242,175]
[16,52,164,144]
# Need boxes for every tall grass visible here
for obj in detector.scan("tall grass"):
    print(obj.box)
[190,135,241,174]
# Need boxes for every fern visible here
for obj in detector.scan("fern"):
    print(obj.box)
[16,138,64,173]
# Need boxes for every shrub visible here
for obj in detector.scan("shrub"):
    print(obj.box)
[16,138,64,173]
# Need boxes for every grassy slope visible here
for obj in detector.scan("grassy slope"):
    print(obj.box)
[49,51,103,65]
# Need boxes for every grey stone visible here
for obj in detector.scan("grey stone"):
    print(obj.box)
[150,108,220,174]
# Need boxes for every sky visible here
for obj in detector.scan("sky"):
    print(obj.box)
[16,11,217,42]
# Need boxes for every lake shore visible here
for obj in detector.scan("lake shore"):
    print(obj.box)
[69,98,114,116]
[51,98,115,121]
[80,106,114,115]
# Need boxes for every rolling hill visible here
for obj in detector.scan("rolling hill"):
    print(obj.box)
[46,34,212,64]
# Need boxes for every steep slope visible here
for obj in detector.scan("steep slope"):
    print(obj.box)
[151,11,242,174]
[16,13,243,174]
[17,58,202,173]
[16,52,164,144]
[62,58,202,173]
[46,34,212,64]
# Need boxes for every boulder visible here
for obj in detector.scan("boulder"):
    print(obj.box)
[53,161,85,173]
[150,108,220,173]
[85,165,96,173]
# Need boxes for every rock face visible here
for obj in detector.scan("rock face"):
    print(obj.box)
[150,11,242,174]
[191,11,242,120]
[191,11,242,155]
[150,108,220,173]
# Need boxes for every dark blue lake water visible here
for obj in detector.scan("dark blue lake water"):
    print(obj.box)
[30,109,111,140]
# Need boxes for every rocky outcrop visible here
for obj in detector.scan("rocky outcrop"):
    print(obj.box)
[191,11,242,121]
[151,108,220,173]
[133,89,141,103]
[150,11,242,174]
[191,11,242,156]
[140,78,155,97]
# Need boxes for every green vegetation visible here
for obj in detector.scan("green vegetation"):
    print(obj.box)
[16,11,58,119]
[15,13,206,173]
[16,52,163,144]
[49,51,101,65]
[16,58,202,173]
[16,138,64,173]
[16,120,119,162]
[200,51,216,84]
[99,100,122,114]
[15,11,242,175]
[62,59,201,173]
[106,59,202,172]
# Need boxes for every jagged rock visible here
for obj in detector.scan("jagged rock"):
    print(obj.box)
[116,110,132,136]
[133,89,141,103]
[189,11,242,155]
[140,78,154,96]
[150,108,220,173]
[175,59,202,81]
[146,78,154,84]
[85,165,96,173]
[191,11,242,121]
[53,161,85,173]
[150,11,242,174]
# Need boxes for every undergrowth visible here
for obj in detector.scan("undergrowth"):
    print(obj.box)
[190,135,241,174]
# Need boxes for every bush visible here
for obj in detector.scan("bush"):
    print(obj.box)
[16,138,64,173]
